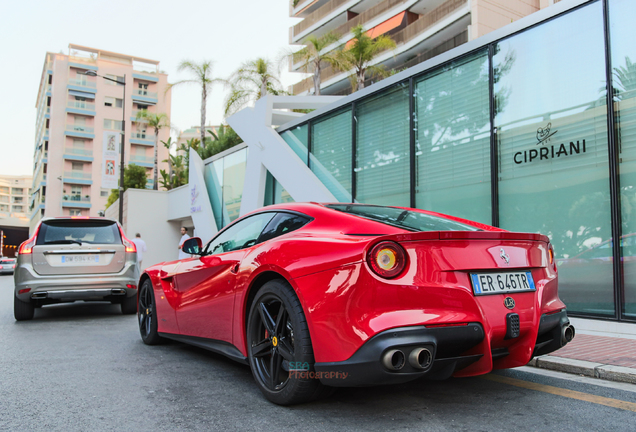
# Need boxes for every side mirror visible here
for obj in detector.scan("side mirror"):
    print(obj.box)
[182,237,203,255]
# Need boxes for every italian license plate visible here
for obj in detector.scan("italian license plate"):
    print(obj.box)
[61,255,99,264]
[470,271,536,296]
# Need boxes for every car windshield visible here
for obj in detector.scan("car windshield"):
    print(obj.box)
[326,204,480,232]
[36,220,121,245]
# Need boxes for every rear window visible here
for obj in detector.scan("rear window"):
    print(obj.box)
[36,220,121,245]
[326,204,480,232]
[0,258,15,264]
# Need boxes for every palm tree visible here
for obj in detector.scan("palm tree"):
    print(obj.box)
[224,58,285,116]
[334,25,396,91]
[293,31,341,95]
[167,61,223,146]
[135,111,170,190]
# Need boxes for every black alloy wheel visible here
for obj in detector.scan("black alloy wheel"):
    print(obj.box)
[138,279,162,345]
[247,279,330,405]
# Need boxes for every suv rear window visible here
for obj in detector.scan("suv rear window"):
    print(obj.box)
[36,220,121,245]
[326,204,480,232]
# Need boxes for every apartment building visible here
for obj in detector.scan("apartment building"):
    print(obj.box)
[288,0,561,95]
[0,175,32,225]
[30,44,171,232]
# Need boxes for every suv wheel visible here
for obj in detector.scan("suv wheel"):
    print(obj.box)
[14,295,34,321]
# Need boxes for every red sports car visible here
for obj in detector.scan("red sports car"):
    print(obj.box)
[138,203,574,405]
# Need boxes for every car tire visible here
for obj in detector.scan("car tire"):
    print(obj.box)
[138,279,163,345]
[247,279,332,405]
[14,295,34,321]
[121,293,137,315]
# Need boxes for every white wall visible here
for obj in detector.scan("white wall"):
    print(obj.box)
[121,189,184,271]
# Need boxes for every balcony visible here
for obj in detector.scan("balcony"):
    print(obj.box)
[292,0,352,39]
[291,0,468,94]
[131,109,152,122]
[130,154,154,167]
[130,132,155,146]
[64,146,94,162]
[66,100,96,116]
[67,78,97,93]
[63,170,93,185]
[131,88,158,104]
[62,195,91,208]
[65,124,95,139]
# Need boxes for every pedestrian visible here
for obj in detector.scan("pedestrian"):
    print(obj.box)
[178,227,191,259]
[131,233,147,269]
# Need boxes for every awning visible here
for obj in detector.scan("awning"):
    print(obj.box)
[345,12,405,49]
[69,90,95,99]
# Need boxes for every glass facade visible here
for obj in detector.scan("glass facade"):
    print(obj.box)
[264,172,294,206]
[609,0,636,318]
[495,2,614,316]
[281,124,308,163]
[355,84,411,206]
[415,51,491,224]
[195,0,634,321]
[203,147,247,229]
[310,109,352,202]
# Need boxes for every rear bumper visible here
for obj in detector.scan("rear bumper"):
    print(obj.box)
[314,324,485,387]
[14,261,139,303]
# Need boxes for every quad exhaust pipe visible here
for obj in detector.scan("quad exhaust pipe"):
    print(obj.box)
[383,347,434,371]
[382,349,406,371]
[409,347,433,371]
[562,325,575,344]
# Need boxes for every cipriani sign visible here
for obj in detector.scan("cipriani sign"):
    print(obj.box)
[513,122,587,165]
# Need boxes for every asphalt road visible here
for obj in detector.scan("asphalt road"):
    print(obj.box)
[1,275,635,432]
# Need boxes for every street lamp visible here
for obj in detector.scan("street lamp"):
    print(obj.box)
[84,70,126,224]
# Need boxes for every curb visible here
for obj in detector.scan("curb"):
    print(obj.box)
[528,355,636,385]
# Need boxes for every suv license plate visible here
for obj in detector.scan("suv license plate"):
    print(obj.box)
[61,255,99,264]
[470,271,536,296]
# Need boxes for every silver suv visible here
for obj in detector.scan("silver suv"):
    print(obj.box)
[13,217,139,320]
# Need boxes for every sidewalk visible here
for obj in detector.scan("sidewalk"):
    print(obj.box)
[528,319,636,385]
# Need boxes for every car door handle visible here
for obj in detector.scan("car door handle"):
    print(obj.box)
[230,263,240,274]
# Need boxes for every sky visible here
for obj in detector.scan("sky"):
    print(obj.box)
[0,0,304,176]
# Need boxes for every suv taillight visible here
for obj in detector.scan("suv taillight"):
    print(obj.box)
[18,223,42,255]
[118,226,136,253]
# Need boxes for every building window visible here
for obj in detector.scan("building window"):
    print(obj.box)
[71,185,82,196]
[355,83,410,206]
[104,119,123,131]
[12,197,23,204]
[104,96,123,108]
[138,82,148,95]
[71,162,83,171]
[100,190,108,197]
[73,139,85,149]
[609,0,636,319]
[69,209,82,216]
[13,205,24,213]
[11,187,24,195]
[105,74,123,85]
[0,204,8,212]
[310,111,352,202]
[414,50,491,224]
[0,196,8,203]
[0,186,8,194]
[494,1,613,316]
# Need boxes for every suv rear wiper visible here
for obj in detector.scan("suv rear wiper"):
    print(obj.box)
[43,240,83,246]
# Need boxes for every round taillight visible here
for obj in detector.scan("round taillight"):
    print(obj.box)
[367,241,407,279]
